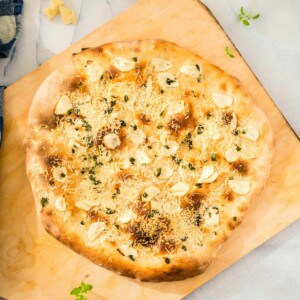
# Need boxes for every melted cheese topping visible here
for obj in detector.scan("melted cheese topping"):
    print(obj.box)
[37,50,262,261]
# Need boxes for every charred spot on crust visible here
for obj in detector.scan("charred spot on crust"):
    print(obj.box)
[231,160,248,175]
[130,221,159,247]
[222,112,233,125]
[68,76,87,92]
[107,66,121,79]
[137,113,151,124]
[157,239,177,253]
[168,106,196,135]
[181,193,206,210]
[223,190,234,202]
[46,155,62,167]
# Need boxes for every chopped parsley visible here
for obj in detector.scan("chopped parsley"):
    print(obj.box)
[164,257,171,264]
[129,255,135,261]
[131,124,137,131]
[195,64,201,71]
[195,183,202,188]
[157,124,163,129]
[181,236,188,241]
[74,108,80,115]
[233,216,237,221]
[160,89,164,94]
[182,132,193,149]
[70,282,93,300]
[188,163,196,170]
[129,157,135,165]
[197,124,204,134]
[236,145,242,151]
[49,180,54,185]
[41,197,48,207]
[132,57,138,62]
[147,145,152,149]
[238,7,260,26]
[60,173,66,178]
[143,193,148,198]
[120,120,126,127]
[114,223,119,229]
[195,214,201,226]
[104,107,113,114]
[124,95,129,102]
[80,221,85,225]
[234,130,239,136]
[82,121,92,131]
[229,177,234,180]
[105,208,115,214]
[156,168,162,177]
[225,46,235,58]
[211,153,217,161]
[67,109,73,115]
[166,78,176,85]
[116,188,121,194]
[110,100,116,107]
[171,155,182,165]
[89,174,100,185]
[182,245,187,251]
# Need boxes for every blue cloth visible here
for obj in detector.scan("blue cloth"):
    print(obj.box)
[0,0,23,146]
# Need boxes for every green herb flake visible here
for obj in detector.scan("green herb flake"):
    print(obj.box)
[157,124,163,129]
[67,109,73,115]
[143,193,148,198]
[182,245,187,251]
[129,255,135,261]
[195,183,202,188]
[188,163,196,170]
[238,7,260,26]
[116,188,121,194]
[70,282,93,300]
[166,78,176,85]
[195,214,201,226]
[104,107,113,114]
[210,153,217,161]
[124,95,129,102]
[164,257,171,264]
[233,216,237,221]
[120,120,126,127]
[131,124,137,131]
[156,168,162,177]
[80,221,85,225]
[132,57,138,62]
[129,157,135,165]
[195,64,201,71]
[114,223,119,229]
[147,145,152,149]
[225,46,235,58]
[41,197,48,207]
[236,145,242,152]
[105,208,115,214]
[197,124,204,135]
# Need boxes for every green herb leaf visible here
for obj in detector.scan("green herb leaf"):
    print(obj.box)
[132,57,138,62]
[164,257,170,264]
[105,208,115,214]
[243,19,250,26]
[233,216,237,221]
[70,282,93,300]
[252,13,260,19]
[129,255,135,261]
[240,7,245,15]
[225,46,235,58]
[188,163,196,170]
[210,153,217,161]
[182,245,187,251]
[129,157,135,165]
[124,95,129,102]
[156,168,162,177]
[41,197,48,207]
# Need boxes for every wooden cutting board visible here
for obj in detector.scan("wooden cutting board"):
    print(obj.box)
[0,0,299,299]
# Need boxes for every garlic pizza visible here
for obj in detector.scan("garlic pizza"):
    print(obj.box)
[24,40,273,282]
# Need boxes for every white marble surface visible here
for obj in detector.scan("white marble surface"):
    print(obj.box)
[0,0,299,299]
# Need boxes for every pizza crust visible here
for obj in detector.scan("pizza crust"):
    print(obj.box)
[24,40,274,282]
